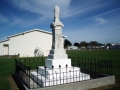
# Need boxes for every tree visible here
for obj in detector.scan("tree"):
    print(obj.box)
[74,42,79,47]
[90,41,98,48]
[80,41,88,48]
[64,39,72,48]
[106,43,111,46]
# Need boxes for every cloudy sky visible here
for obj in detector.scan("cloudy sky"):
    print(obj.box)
[0,0,120,44]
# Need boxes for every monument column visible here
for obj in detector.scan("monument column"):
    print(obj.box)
[45,5,71,68]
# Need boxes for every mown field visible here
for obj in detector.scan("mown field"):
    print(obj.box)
[0,50,120,90]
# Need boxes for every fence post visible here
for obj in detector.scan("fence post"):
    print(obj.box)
[29,58,30,69]
[28,66,30,89]
[104,60,106,76]
[85,58,86,73]
[81,57,83,69]
[38,58,39,66]
[97,59,100,78]
[100,60,102,77]
[72,59,74,66]
[52,65,54,86]
[78,59,80,81]
[106,60,108,76]
[56,71,58,85]
[42,58,43,66]
[101,60,104,76]
[19,58,21,63]
[79,57,81,63]
[103,60,106,75]
[111,60,112,75]
[59,65,61,84]
[24,58,26,67]
[73,65,74,82]
[94,59,96,78]
[32,58,34,69]
[87,58,89,74]
[66,64,68,83]
[90,58,92,79]
[41,72,43,87]
[37,66,39,88]
[15,58,17,72]
[108,60,111,75]
[44,66,46,87]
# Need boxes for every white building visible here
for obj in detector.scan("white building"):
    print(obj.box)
[68,46,78,50]
[0,29,66,57]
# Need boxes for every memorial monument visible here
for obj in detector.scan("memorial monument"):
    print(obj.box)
[46,5,71,69]
[31,5,90,87]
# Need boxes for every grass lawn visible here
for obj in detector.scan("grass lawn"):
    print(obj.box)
[0,58,16,90]
[0,50,120,90]
[67,50,120,78]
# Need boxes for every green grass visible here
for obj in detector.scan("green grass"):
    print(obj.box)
[0,50,120,90]
[15,57,46,70]
[67,50,120,78]
[0,58,15,90]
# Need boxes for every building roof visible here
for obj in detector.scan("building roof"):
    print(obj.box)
[0,38,9,43]
[0,29,67,43]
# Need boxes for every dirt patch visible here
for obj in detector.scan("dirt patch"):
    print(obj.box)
[8,77,20,90]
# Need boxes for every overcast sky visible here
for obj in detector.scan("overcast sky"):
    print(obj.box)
[0,0,120,44]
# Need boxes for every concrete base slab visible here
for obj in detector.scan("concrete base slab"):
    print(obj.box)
[29,75,115,90]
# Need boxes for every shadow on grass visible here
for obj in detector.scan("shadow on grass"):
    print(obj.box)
[11,72,26,90]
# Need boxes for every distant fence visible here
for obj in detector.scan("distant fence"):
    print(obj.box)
[15,57,112,89]
[0,54,19,58]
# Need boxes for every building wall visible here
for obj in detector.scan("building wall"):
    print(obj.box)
[0,31,64,57]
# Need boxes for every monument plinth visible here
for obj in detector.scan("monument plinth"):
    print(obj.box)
[31,5,90,87]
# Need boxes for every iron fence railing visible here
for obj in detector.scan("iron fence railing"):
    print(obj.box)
[15,57,112,89]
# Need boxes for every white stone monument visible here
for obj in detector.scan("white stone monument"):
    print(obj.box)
[31,5,90,87]
[46,5,71,69]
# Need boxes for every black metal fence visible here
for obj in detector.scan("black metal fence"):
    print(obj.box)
[15,57,112,89]
[70,57,112,78]
[15,59,30,88]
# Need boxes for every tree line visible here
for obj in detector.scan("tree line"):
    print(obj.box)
[64,39,111,49]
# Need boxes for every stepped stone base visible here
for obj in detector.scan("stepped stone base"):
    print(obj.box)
[31,66,90,87]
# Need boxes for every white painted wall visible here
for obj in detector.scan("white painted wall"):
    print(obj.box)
[0,30,64,57]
